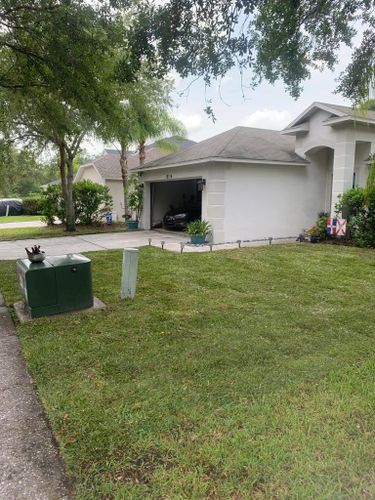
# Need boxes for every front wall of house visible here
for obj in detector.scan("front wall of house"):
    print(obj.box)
[78,165,105,185]
[140,159,326,243]
[223,161,326,242]
[106,180,124,221]
[295,109,337,155]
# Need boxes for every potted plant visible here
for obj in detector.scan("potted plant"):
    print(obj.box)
[305,225,320,243]
[126,176,143,230]
[187,219,211,244]
[25,245,46,262]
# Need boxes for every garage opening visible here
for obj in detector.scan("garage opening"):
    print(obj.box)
[150,179,202,230]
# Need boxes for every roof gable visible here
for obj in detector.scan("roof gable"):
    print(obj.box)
[137,127,308,170]
[283,101,375,132]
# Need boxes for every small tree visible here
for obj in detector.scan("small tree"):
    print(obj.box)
[127,175,143,222]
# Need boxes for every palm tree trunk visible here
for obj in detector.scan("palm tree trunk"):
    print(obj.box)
[139,140,146,167]
[120,142,129,221]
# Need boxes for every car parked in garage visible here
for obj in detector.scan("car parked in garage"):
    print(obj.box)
[163,207,201,230]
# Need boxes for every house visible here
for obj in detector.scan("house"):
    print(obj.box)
[134,102,375,243]
[74,138,196,220]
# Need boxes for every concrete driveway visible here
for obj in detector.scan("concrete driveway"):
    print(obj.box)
[0,230,189,260]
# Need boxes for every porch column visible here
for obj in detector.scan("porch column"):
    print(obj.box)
[141,181,151,230]
[331,134,356,215]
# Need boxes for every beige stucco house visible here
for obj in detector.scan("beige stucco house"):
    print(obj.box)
[74,140,196,220]
[134,102,375,243]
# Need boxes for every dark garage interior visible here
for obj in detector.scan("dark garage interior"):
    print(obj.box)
[150,179,202,230]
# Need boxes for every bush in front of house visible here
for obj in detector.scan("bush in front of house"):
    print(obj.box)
[351,190,375,248]
[41,180,113,226]
[74,180,113,225]
[335,187,365,218]
[22,196,44,215]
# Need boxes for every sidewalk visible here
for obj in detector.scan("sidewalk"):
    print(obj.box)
[0,293,71,499]
[0,220,46,229]
[0,230,188,260]
[0,230,296,260]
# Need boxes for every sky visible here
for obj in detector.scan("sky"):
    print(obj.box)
[83,30,362,154]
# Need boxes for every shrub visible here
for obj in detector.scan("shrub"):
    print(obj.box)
[41,180,113,226]
[351,190,375,248]
[335,187,365,218]
[22,196,44,215]
[74,180,112,225]
[41,184,65,225]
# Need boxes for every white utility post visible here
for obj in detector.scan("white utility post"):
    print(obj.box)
[120,248,139,299]
[5,205,9,217]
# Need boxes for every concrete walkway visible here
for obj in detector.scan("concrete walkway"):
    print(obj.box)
[0,230,188,260]
[0,230,297,260]
[0,220,46,229]
[0,294,71,499]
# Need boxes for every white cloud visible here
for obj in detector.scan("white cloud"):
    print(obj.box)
[176,112,204,133]
[242,109,293,130]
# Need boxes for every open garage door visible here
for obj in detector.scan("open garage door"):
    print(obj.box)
[150,179,202,231]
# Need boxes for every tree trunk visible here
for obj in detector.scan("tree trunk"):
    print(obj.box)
[58,143,69,228]
[120,142,129,221]
[64,151,76,232]
[139,140,146,167]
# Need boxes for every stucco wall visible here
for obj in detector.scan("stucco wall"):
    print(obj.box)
[140,160,326,243]
[106,180,124,221]
[223,161,325,242]
[295,111,375,213]
[77,165,105,185]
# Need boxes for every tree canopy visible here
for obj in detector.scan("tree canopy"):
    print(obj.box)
[151,0,374,102]
[1,1,374,102]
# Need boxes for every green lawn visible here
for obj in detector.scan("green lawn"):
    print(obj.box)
[0,223,126,241]
[0,215,42,223]
[1,245,375,499]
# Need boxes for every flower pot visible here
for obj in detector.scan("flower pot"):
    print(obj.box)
[28,252,46,263]
[127,220,139,230]
[309,235,319,243]
[191,234,206,245]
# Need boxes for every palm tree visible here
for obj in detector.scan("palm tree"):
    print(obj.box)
[98,74,185,222]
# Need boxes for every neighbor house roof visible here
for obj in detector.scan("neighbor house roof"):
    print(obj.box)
[76,138,196,181]
[283,101,375,133]
[134,127,308,171]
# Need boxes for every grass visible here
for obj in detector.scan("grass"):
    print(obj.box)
[0,223,127,241]
[0,215,42,223]
[1,244,375,498]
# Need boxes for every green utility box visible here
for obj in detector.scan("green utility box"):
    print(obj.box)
[16,253,93,319]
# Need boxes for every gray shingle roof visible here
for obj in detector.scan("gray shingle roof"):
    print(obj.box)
[284,101,375,131]
[316,102,375,121]
[137,127,307,170]
[88,138,196,180]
